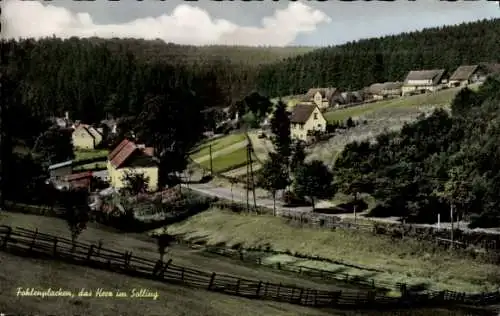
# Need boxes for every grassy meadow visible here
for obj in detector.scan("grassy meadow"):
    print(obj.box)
[198,146,251,174]
[74,149,109,161]
[323,84,480,123]
[190,133,246,160]
[164,208,500,294]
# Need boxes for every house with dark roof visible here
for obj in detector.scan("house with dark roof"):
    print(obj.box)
[305,88,344,110]
[72,123,104,150]
[449,63,500,87]
[401,69,447,96]
[107,139,159,192]
[289,103,327,142]
[367,82,403,100]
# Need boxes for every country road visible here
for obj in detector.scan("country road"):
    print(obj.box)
[184,182,500,235]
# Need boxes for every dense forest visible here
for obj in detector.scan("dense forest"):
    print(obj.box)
[334,76,500,228]
[257,19,500,96]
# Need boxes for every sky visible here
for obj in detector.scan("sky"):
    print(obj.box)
[1,0,500,47]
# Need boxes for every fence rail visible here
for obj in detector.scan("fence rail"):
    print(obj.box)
[1,225,498,308]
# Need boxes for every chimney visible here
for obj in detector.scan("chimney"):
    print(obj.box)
[65,111,70,121]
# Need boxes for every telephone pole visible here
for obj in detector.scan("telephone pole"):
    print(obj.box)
[209,144,213,175]
[246,143,257,211]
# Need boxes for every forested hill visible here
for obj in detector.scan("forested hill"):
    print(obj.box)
[84,37,316,65]
[256,18,500,97]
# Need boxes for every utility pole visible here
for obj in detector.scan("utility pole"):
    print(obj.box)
[246,144,250,212]
[249,144,257,210]
[450,203,455,250]
[209,144,213,175]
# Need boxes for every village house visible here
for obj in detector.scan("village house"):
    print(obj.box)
[340,91,364,105]
[107,139,159,192]
[305,88,344,110]
[367,82,403,100]
[72,123,104,150]
[448,63,500,87]
[289,103,327,142]
[401,69,447,96]
[48,160,73,180]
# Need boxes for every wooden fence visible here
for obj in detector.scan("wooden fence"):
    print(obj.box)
[181,241,500,305]
[2,225,498,308]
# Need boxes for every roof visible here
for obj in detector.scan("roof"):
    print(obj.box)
[479,62,500,74]
[108,139,137,169]
[404,69,446,85]
[305,88,339,99]
[48,160,73,170]
[64,171,93,182]
[73,124,102,140]
[290,103,317,124]
[369,82,403,94]
[449,65,478,81]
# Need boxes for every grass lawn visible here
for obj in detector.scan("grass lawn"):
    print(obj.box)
[0,252,341,316]
[198,146,252,173]
[0,212,355,292]
[74,149,109,161]
[191,133,246,160]
[165,208,500,294]
[324,85,480,123]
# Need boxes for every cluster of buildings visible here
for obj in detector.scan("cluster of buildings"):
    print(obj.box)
[48,138,160,193]
[287,62,500,142]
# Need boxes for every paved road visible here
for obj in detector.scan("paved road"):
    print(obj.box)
[185,182,500,235]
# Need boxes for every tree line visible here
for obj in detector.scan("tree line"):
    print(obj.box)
[256,18,500,96]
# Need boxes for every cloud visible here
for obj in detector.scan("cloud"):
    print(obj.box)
[0,1,331,46]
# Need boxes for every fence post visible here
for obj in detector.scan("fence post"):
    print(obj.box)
[239,251,243,261]
[314,290,318,306]
[181,267,185,281]
[123,251,131,269]
[257,257,261,265]
[153,260,163,276]
[53,237,58,256]
[208,272,217,290]
[2,226,12,249]
[256,281,262,297]
[29,228,38,252]
[371,279,375,288]
[264,282,269,297]
[161,259,172,278]
[235,278,241,295]
[276,283,281,299]
[277,262,281,270]
[298,288,304,304]
[330,291,341,306]
[84,244,93,260]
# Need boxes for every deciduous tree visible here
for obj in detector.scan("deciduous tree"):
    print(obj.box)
[258,152,290,215]
[293,160,335,211]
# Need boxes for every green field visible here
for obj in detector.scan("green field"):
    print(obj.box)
[164,208,500,294]
[323,85,480,123]
[198,147,250,174]
[74,149,109,161]
[191,134,246,160]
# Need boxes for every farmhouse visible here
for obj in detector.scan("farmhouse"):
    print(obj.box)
[289,103,327,142]
[401,69,447,96]
[107,139,159,192]
[449,63,500,87]
[305,88,343,110]
[72,124,104,150]
[368,82,403,100]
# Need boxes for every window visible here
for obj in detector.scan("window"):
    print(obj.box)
[313,113,318,120]
[300,124,304,130]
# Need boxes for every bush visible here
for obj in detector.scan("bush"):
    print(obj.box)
[283,191,311,207]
